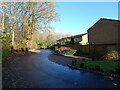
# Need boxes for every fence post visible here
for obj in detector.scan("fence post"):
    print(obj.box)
[89,44,90,56]
[93,44,95,58]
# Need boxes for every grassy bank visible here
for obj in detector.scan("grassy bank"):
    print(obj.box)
[2,49,34,65]
[73,61,119,73]
[2,49,11,60]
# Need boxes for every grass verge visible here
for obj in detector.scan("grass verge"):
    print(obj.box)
[2,50,33,65]
[73,60,119,73]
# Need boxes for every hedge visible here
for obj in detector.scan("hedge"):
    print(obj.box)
[56,49,77,55]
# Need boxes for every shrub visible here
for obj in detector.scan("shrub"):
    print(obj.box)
[80,62,84,68]
[115,68,120,74]
[65,39,70,45]
[94,65,101,71]
[63,49,77,55]
[55,50,62,54]
[39,43,46,49]
[70,37,74,45]
[59,42,66,45]
[103,50,120,61]
[2,49,11,59]
[54,46,58,50]
[56,49,76,55]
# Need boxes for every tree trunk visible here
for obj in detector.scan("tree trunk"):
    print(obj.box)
[11,23,14,53]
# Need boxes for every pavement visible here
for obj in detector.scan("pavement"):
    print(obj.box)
[2,49,120,88]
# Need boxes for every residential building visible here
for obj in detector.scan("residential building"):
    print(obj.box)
[87,18,120,44]
[55,33,88,45]
[79,33,88,45]
[73,33,88,45]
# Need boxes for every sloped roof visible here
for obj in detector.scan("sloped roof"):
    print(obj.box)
[87,18,120,31]
[56,33,88,42]
[73,33,87,38]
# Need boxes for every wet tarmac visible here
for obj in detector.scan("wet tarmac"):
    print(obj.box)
[2,49,120,88]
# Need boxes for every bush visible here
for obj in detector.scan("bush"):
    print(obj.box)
[115,68,120,74]
[2,49,11,60]
[80,62,84,68]
[94,65,101,71]
[55,50,62,54]
[64,49,77,55]
[103,50,120,61]
[65,39,70,45]
[60,42,66,45]
[56,49,77,55]
[39,43,46,49]
[33,42,39,49]
[70,38,74,45]
[54,46,58,50]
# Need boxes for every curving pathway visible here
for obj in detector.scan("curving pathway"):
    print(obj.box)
[2,49,120,88]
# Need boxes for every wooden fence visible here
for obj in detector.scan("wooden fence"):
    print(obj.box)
[67,43,120,59]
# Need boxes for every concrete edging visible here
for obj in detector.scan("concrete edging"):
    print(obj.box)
[67,64,120,78]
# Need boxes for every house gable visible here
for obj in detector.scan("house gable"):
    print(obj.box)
[87,18,120,44]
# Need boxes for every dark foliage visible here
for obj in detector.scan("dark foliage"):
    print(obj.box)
[70,37,74,45]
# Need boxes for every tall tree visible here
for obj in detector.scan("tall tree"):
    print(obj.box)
[1,2,59,51]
